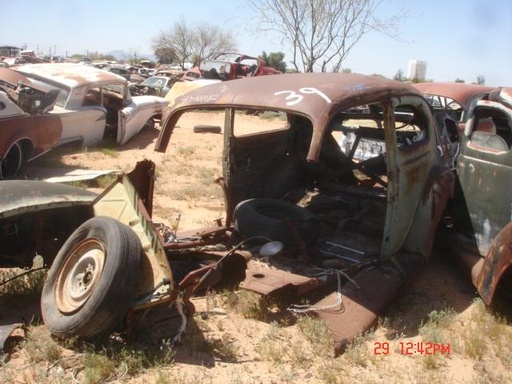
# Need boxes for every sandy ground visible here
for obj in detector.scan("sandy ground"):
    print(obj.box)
[3,114,511,383]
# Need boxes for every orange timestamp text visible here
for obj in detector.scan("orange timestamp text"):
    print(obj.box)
[373,341,450,356]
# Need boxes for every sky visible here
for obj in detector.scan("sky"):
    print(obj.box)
[2,0,511,86]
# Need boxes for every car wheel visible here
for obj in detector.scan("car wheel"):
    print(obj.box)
[193,125,222,134]
[143,117,156,130]
[233,198,320,248]
[41,216,143,339]
[0,142,23,179]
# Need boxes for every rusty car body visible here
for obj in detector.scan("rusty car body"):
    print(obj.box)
[161,79,221,123]
[0,64,169,147]
[0,180,97,270]
[342,82,496,164]
[0,86,62,178]
[441,87,512,306]
[413,82,494,131]
[156,73,455,353]
[0,160,244,343]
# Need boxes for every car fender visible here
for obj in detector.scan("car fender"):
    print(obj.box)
[475,222,512,305]
[117,96,168,145]
[91,160,173,307]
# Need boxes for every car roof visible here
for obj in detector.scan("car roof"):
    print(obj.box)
[166,72,420,120]
[143,76,171,81]
[212,52,253,61]
[157,73,423,158]
[413,82,495,109]
[13,63,127,88]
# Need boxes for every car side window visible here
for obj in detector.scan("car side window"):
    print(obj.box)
[233,109,288,137]
[393,104,429,150]
[470,114,511,152]
[83,87,101,106]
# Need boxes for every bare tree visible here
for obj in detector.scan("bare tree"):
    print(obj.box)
[191,22,237,66]
[248,0,406,73]
[152,19,193,68]
[152,19,237,69]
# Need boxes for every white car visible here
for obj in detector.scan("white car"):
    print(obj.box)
[4,63,169,146]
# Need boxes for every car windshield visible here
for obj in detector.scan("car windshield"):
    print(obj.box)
[140,77,168,87]
[19,75,69,108]
[213,53,242,62]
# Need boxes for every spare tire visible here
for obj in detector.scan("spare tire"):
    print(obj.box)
[41,216,143,339]
[233,198,319,248]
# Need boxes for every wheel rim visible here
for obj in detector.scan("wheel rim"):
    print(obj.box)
[1,142,23,179]
[55,238,106,314]
[143,118,155,130]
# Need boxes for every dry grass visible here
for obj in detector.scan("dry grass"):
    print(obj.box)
[2,261,502,384]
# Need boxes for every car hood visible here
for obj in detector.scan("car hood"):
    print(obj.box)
[130,95,169,107]
[413,82,495,109]
[0,180,97,219]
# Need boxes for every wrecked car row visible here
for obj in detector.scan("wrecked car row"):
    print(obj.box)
[2,73,455,354]
[0,54,281,179]
[1,73,511,356]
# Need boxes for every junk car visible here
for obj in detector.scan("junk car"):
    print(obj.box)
[156,72,455,353]
[0,85,62,179]
[441,87,512,306]
[0,160,245,345]
[413,82,494,132]
[104,65,132,81]
[0,64,168,147]
[341,82,495,165]
[185,52,281,81]
[129,75,176,97]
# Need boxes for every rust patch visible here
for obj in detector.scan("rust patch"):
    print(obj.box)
[475,224,512,304]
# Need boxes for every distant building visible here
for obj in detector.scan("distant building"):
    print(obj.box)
[407,60,427,81]
[0,45,22,57]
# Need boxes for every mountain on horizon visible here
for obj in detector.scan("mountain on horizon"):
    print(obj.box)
[107,49,155,62]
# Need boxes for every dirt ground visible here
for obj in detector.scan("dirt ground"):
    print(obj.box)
[3,113,512,383]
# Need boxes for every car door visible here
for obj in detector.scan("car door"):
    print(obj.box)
[117,96,168,145]
[381,96,440,257]
[456,103,512,255]
[59,107,107,147]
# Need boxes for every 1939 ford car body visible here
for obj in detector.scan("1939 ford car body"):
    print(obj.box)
[156,73,455,352]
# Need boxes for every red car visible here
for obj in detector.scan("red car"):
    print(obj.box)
[184,52,281,81]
